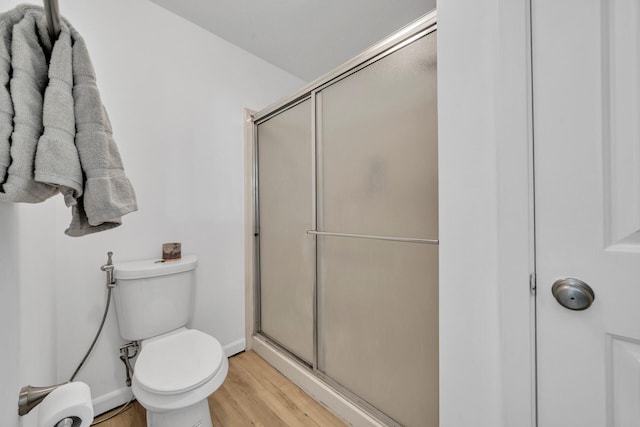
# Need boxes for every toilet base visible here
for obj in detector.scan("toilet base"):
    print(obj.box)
[146,399,213,427]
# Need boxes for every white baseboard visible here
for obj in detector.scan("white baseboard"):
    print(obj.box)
[223,338,246,357]
[251,336,386,427]
[92,386,134,417]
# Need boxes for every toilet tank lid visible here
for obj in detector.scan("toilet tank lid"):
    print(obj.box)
[114,255,198,280]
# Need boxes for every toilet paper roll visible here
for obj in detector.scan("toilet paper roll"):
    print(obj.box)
[38,382,94,427]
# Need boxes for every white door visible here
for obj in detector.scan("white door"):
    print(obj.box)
[534,0,640,426]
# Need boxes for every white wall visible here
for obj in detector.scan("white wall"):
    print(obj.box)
[0,201,58,427]
[18,202,59,427]
[438,0,502,420]
[0,2,60,425]
[2,0,305,421]
[0,204,21,427]
[438,0,535,426]
[53,0,305,414]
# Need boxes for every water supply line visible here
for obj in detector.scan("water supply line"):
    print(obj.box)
[69,252,116,381]
[119,342,138,387]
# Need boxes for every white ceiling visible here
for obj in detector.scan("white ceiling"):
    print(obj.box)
[148,0,436,82]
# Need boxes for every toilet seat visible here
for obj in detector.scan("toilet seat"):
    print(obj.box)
[135,329,224,395]
[131,328,229,413]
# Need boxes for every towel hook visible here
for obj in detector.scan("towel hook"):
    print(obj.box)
[43,0,61,41]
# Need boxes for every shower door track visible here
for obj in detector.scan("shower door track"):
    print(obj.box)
[254,332,403,427]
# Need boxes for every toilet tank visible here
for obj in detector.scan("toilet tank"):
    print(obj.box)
[113,255,198,341]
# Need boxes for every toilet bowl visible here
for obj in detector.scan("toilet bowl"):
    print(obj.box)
[113,256,228,427]
[132,328,228,426]
[132,328,228,410]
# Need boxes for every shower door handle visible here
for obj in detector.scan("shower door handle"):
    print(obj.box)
[306,230,438,245]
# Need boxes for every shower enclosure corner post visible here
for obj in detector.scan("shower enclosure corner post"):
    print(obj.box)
[243,107,258,351]
[311,90,320,372]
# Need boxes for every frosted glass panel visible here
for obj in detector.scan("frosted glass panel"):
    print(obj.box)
[318,33,438,239]
[318,236,438,427]
[256,29,438,426]
[257,100,314,363]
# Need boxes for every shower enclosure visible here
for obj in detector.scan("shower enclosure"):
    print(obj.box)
[248,12,437,427]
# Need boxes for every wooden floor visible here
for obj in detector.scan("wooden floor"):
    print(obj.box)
[96,351,345,427]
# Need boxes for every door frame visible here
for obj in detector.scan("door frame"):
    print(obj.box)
[438,0,536,425]
[495,0,538,424]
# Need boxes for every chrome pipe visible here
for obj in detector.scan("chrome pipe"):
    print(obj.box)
[18,382,68,416]
[43,0,61,41]
[306,230,439,245]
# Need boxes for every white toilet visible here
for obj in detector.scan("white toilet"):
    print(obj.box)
[113,255,228,427]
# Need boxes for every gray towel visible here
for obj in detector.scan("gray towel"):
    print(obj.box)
[0,5,137,236]
[0,8,24,183]
[0,7,58,202]
[65,24,137,235]
[35,26,82,206]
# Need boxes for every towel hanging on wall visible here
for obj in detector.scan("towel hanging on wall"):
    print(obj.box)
[0,4,138,236]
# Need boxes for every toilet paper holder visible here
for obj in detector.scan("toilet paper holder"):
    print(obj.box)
[21,381,94,427]
[53,416,80,427]
[18,382,68,416]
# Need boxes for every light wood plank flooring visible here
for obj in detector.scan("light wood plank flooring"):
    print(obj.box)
[96,351,346,427]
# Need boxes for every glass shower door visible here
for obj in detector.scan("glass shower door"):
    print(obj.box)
[254,24,438,427]
[256,99,314,364]
[316,31,438,426]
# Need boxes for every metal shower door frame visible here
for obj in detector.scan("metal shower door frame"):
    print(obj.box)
[251,11,438,427]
